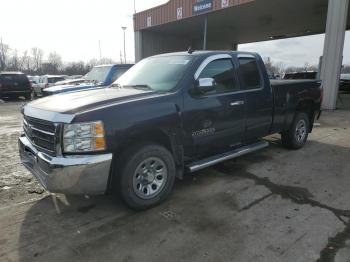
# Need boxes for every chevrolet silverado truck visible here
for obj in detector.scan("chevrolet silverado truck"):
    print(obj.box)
[19,51,322,210]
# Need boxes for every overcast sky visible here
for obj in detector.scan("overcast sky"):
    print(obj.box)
[0,0,348,67]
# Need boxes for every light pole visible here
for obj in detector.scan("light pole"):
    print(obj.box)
[121,27,127,64]
[98,40,102,61]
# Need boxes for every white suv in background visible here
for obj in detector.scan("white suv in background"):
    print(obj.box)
[33,75,66,97]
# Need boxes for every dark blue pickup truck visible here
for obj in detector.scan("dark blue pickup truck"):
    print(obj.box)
[19,51,322,210]
[42,64,133,96]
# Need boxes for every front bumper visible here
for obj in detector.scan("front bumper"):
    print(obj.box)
[18,135,113,195]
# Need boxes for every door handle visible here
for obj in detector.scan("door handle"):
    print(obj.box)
[230,101,244,106]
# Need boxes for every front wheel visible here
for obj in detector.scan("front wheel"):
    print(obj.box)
[281,112,310,149]
[116,143,176,210]
[24,92,34,101]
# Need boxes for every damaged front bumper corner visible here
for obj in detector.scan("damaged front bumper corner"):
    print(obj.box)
[18,135,113,195]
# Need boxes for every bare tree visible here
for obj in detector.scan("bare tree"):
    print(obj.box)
[20,50,31,72]
[47,51,62,74]
[0,39,10,71]
[8,49,20,71]
[264,57,285,75]
[274,62,286,74]
[99,57,115,65]
[0,41,124,75]
[86,59,99,70]
[31,47,44,73]
[65,61,90,75]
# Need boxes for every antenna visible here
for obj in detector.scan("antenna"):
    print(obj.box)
[187,46,194,54]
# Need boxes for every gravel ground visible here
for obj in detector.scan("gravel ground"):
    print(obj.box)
[0,96,350,262]
[0,100,48,208]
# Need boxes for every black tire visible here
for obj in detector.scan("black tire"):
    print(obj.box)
[116,143,176,210]
[281,112,310,149]
[24,92,33,101]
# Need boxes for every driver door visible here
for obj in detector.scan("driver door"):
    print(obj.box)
[183,55,246,157]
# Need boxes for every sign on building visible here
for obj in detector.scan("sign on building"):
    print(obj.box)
[147,16,152,27]
[221,0,229,8]
[177,7,183,19]
[193,0,213,15]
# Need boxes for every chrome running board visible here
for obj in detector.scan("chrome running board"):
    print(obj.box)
[187,141,269,172]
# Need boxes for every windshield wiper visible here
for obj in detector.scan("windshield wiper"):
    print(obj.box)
[123,84,152,90]
[110,83,122,89]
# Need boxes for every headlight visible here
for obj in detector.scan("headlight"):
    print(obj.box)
[63,121,106,152]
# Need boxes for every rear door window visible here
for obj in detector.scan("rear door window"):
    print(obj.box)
[238,57,261,90]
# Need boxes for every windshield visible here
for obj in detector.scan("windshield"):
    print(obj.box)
[113,55,193,92]
[85,66,112,83]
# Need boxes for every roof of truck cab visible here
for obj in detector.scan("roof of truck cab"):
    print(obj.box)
[94,64,134,68]
[151,50,258,58]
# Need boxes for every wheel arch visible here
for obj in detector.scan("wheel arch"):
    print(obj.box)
[107,128,184,194]
[295,99,316,132]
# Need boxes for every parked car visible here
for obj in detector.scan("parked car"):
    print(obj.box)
[42,64,133,96]
[33,75,67,97]
[283,71,318,80]
[0,72,33,100]
[339,73,350,91]
[19,51,322,210]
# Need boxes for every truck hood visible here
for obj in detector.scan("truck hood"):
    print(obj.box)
[28,87,155,114]
[44,82,97,94]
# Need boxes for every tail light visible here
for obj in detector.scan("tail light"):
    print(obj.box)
[45,83,48,89]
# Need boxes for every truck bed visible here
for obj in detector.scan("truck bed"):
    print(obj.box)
[270,79,320,86]
[270,79,322,134]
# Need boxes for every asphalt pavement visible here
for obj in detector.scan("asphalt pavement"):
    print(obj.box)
[0,97,350,262]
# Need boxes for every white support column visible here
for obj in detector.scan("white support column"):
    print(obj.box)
[134,31,143,62]
[320,0,349,110]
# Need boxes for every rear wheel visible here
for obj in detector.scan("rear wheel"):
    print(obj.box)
[116,143,176,210]
[281,112,310,149]
[24,92,33,101]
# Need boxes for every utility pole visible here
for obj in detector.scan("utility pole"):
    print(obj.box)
[203,16,208,50]
[0,37,3,70]
[121,27,127,64]
[98,40,102,62]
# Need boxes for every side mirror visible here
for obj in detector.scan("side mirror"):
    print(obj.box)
[195,78,216,94]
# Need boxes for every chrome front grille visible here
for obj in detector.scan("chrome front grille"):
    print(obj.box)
[23,115,57,156]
